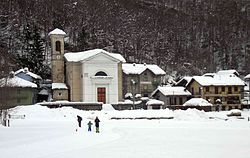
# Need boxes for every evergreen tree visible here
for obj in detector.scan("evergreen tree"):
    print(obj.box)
[77,27,90,51]
[17,22,50,79]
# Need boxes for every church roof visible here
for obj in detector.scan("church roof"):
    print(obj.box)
[64,49,126,62]
[48,28,66,36]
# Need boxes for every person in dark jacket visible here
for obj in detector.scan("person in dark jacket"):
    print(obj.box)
[94,116,100,133]
[77,115,82,128]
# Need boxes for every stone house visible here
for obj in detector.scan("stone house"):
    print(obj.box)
[122,63,166,98]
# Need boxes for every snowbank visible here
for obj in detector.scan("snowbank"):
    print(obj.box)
[183,98,212,106]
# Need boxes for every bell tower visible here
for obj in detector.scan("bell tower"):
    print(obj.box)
[49,28,66,83]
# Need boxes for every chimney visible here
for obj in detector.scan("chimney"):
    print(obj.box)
[9,71,15,78]
[24,67,29,73]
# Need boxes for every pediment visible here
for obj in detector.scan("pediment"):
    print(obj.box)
[84,52,120,63]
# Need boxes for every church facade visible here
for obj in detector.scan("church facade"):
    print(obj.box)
[49,29,125,104]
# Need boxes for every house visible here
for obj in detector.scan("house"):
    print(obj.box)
[151,86,191,108]
[0,72,37,107]
[243,74,250,105]
[15,67,42,84]
[49,28,125,104]
[186,73,245,110]
[122,63,166,97]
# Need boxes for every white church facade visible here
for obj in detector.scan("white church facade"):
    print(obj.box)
[49,29,125,104]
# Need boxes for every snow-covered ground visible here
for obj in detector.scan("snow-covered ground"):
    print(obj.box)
[1,104,250,158]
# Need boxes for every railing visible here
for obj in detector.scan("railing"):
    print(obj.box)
[227,100,241,104]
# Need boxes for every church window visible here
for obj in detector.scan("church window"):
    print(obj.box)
[95,71,107,76]
[56,41,61,52]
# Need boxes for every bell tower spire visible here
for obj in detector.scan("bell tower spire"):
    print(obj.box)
[49,28,66,83]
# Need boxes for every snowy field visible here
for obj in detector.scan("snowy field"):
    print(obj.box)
[1,104,250,158]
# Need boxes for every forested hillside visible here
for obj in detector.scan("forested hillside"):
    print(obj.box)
[1,0,250,79]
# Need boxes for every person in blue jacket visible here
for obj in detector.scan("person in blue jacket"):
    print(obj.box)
[87,121,93,132]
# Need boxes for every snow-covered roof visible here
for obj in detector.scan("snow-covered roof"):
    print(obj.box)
[202,73,216,77]
[0,76,37,88]
[217,69,239,77]
[52,83,68,90]
[48,28,66,36]
[183,98,212,106]
[245,74,250,79]
[175,76,192,86]
[64,49,126,63]
[15,68,42,80]
[152,86,191,96]
[38,89,49,95]
[188,75,245,86]
[146,99,164,106]
[122,63,166,75]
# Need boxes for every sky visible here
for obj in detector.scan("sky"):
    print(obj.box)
[1,104,250,158]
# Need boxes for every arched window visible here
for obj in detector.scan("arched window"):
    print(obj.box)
[56,41,61,52]
[95,71,107,76]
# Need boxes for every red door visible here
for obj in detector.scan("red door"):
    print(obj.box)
[97,87,106,103]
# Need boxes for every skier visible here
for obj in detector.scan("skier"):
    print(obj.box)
[77,115,82,128]
[94,116,100,133]
[87,121,93,132]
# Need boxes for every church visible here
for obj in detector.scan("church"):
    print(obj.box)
[49,28,125,104]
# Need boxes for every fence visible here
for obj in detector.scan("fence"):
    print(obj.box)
[38,102,103,110]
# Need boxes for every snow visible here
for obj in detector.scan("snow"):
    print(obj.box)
[38,89,49,95]
[64,49,126,63]
[102,104,115,111]
[52,83,68,89]
[124,93,132,98]
[122,63,166,75]
[183,98,213,106]
[146,99,164,105]
[175,76,192,86]
[118,99,142,105]
[217,69,239,76]
[48,28,66,36]
[152,86,191,96]
[0,76,37,88]
[1,105,250,158]
[245,74,250,79]
[15,68,42,80]
[190,75,245,86]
